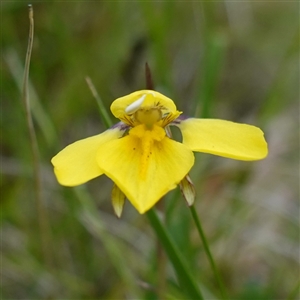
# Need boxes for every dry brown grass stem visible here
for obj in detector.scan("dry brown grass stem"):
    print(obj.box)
[22,5,52,267]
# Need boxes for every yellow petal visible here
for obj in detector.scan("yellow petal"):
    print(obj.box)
[110,90,177,119]
[177,118,268,161]
[96,124,194,214]
[51,126,126,186]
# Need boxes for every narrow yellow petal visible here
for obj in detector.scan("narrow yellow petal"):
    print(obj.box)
[111,90,177,119]
[177,118,268,161]
[97,125,194,214]
[51,126,125,186]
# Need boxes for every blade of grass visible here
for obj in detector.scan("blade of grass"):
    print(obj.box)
[189,205,228,299]
[147,208,204,300]
[22,4,52,266]
[85,76,113,128]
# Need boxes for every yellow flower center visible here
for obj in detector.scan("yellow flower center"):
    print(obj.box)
[112,91,182,128]
[134,107,162,129]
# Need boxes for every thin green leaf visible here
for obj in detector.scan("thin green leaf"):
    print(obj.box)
[147,208,204,300]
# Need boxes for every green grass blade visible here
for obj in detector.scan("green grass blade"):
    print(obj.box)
[190,205,228,299]
[147,208,204,300]
[85,76,113,128]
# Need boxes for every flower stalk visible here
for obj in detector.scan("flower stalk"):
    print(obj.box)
[190,205,228,299]
[147,208,204,299]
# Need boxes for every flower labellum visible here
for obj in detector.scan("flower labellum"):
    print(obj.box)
[51,90,268,215]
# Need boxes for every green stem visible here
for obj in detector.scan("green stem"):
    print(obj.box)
[190,205,228,299]
[147,208,204,300]
[85,76,113,128]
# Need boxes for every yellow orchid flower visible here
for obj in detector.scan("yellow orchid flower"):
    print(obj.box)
[51,90,268,215]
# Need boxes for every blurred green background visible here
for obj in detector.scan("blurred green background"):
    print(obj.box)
[2,1,299,299]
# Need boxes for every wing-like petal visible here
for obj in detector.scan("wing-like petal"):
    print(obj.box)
[111,90,177,119]
[51,126,125,186]
[176,118,268,161]
[96,125,194,214]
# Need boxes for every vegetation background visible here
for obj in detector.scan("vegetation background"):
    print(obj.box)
[2,1,299,299]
